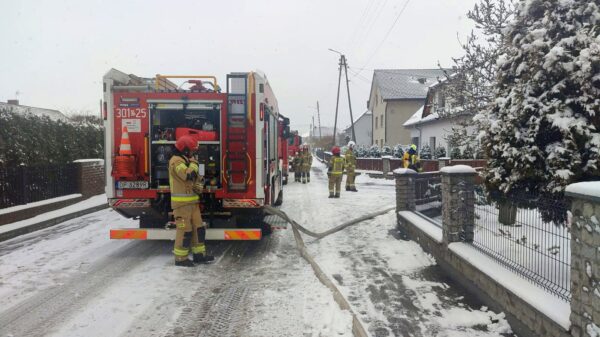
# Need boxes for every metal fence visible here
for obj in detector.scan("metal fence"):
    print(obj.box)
[414,172,442,223]
[0,164,79,209]
[472,186,571,301]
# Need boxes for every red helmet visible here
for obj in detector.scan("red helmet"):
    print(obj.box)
[175,135,198,152]
[331,146,340,155]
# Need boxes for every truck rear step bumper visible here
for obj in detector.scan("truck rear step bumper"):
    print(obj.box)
[110,228,262,240]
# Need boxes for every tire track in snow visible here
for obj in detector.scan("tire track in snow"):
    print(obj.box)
[0,241,162,337]
[161,240,272,337]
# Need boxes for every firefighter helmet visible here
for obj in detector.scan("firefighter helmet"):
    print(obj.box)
[332,146,341,155]
[175,135,199,152]
[410,144,417,151]
[348,141,355,148]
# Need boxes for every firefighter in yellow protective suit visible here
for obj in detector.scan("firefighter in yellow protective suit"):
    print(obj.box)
[169,135,214,267]
[403,144,422,172]
[292,152,302,182]
[301,146,313,184]
[328,146,345,198]
[345,141,358,192]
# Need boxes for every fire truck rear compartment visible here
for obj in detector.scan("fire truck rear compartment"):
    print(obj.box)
[149,101,222,190]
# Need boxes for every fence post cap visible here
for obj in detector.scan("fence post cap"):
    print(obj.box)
[393,168,417,176]
[565,181,600,202]
[440,165,477,175]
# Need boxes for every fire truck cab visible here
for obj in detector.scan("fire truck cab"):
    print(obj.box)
[103,69,284,240]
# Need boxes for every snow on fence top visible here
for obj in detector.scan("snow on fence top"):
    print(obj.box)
[565,181,600,200]
[393,168,417,175]
[72,159,104,164]
[440,165,477,174]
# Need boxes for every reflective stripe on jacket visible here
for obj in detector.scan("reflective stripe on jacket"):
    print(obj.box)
[329,156,345,175]
[169,155,200,206]
[345,150,356,172]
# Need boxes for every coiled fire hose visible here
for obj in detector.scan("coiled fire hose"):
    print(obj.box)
[263,205,395,337]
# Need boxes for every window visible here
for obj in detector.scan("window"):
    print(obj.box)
[411,137,419,149]
[375,94,378,107]
[430,137,436,150]
[436,91,445,111]
[375,117,378,129]
[381,115,384,128]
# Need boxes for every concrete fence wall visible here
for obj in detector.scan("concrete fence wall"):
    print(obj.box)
[0,160,105,226]
[395,168,599,337]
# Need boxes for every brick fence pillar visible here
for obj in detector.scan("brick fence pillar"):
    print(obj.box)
[566,182,600,337]
[441,165,476,246]
[382,156,391,175]
[73,159,105,198]
[395,168,416,240]
[395,168,417,212]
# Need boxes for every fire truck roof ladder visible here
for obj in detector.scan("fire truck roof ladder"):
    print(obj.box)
[226,74,250,192]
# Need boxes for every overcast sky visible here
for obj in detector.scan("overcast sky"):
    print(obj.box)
[0,0,476,133]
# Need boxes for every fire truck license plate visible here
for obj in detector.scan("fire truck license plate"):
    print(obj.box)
[117,181,149,189]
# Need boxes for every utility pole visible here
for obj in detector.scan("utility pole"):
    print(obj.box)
[343,56,357,145]
[329,49,357,147]
[332,56,343,147]
[316,100,322,140]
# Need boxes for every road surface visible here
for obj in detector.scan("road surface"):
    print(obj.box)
[0,160,513,337]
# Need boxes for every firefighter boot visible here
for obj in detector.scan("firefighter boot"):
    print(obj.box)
[334,193,340,198]
[346,186,350,191]
[329,193,334,198]
[307,173,310,183]
[175,259,195,267]
[193,253,215,264]
[174,230,193,267]
[192,228,215,264]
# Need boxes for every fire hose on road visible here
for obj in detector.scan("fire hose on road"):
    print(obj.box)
[263,205,396,337]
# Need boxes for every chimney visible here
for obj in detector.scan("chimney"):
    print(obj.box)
[7,99,19,105]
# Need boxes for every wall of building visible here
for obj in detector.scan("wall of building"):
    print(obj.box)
[385,99,423,146]
[370,87,386,147]
[408,115,473,152]
[351,114,372,146]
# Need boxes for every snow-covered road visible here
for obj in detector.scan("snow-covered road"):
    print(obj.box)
[0,160,513,337]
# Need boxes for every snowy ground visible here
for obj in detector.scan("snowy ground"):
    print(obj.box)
[0,160,513,337]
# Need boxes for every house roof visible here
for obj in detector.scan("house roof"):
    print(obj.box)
[0,102,68,122]
[372,69,447,100]
[403,105,439,127]
[344,110,372,131]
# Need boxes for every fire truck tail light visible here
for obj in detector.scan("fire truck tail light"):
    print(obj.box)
[260,103,264,121]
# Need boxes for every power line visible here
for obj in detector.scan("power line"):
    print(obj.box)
[346,0,378,49]
[354,0,411,78]
[354,0,389,54]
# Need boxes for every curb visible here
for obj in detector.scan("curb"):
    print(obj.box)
[0,204,109,242]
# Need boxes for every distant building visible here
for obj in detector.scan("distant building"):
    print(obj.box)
[343,111,372,146]
[367,69,447,147]
[0,100,68,122]
[403,76,474,154]
[310,126,335,138]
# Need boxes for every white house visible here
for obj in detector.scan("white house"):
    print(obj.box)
[403,78,475,155]
[0,100,68,122]
[343,111,372,146]
[367,69,447,147]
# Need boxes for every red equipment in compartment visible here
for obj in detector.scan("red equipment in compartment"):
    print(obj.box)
[175,127,218,141]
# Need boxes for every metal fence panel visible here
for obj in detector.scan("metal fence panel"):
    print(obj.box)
[414,172,442,225]
[0,164,78,209]
[472,186,571,301]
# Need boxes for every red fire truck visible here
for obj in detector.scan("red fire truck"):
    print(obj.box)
[278,115,290,185]
[102,69,285,240]
[287,131,302,158]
